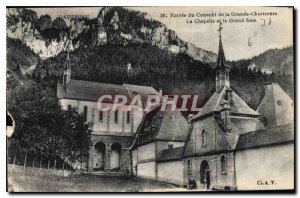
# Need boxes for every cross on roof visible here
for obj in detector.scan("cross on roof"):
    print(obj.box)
[218,22,223,37]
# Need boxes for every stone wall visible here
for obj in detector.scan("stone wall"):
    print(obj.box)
[134,141,185,182]
[133,142,156,179]
[235,143,294,190]
[157,160,184,185]
[137,142,156,162]
[137,161,156,179]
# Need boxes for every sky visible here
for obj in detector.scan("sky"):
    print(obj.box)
[31,6,293,61]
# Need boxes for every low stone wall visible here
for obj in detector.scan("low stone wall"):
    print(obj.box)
[8,164,73,177]
[157,160,185,186]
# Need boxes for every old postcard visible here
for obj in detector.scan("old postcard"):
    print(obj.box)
[6,6,294,192]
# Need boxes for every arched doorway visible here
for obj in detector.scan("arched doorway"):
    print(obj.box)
[200,160,210,189]
[111,143,122,171]
[94,142,106,171]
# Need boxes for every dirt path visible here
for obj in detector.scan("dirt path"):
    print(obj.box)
[8,172,181,192]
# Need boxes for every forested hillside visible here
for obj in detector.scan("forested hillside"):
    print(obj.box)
[231,47,293,75]
[7,38,40,74]
[30,41,293,109]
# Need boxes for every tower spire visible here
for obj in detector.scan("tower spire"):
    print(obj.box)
[63,50,71,85]
[65,51,70,69]
[215,23,230,93]
[216,22,226,69]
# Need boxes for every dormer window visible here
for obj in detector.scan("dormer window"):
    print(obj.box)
[168,144,173,149]
[151,124,157,132]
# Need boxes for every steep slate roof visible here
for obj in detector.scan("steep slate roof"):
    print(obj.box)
[156,105,189,140]
[235,124,294,150]
[133,104,189,148]
[59,79,129,102]
[192,86,260,120]
[58,80,159,103]
[216,29,228,70]
[257,83,294,128]
[231,117,265,134]
[123,84,162,101]
[156,147,184,162]
[133,106,161,147]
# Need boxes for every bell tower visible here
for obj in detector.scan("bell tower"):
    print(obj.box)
[215,23,230,93]
[63,51,71,85]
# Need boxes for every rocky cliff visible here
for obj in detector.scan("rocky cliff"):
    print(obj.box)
[7,7,217,63]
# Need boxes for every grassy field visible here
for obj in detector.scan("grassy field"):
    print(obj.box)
[8,171,179,192]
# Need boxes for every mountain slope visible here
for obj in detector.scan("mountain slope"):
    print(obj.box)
[6,7,294,110]
[7,37,40,76]
[247,47,293,75]
[230,47,293,75]
[6,7,217,63]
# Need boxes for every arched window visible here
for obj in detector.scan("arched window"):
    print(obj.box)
[94,142,106,171]
[221,155,227,173]
[202,130,207,146]
[187,160,192,175]
[111,143,122,171]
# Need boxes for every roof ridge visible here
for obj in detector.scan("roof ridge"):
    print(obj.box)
[71,79,125,87]
[231,90,260,115]
[123,83,154,88]
[182,123,194,157]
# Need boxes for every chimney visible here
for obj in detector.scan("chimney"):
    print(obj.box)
[264,82,273,94]
[159,88,163,96]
